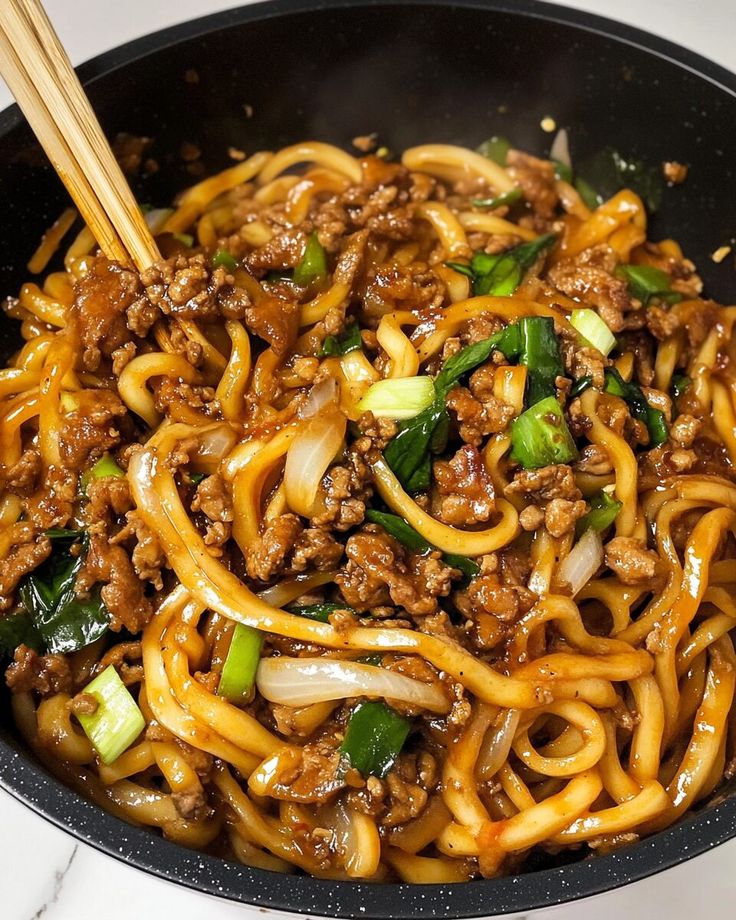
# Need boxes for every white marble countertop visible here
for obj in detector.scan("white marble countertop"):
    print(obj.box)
[1,0,735,917]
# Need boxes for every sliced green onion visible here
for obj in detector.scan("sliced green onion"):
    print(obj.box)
[615,264,682,306]
[189,471,206,485]
[569,375,593,398]
[518,316,565,407]
[80,454,124,495]
[212,249,238,271]
[574,177,601,210]
[570,309,616,356]
[510,395,578,469]
[552,158,573,184]
[476,136,511,166]
[340,700,411,778]
[471,187,523,210]
[576,490,622,537]
[288,603,353,623]
[357,376,435,421]
[447,234,557,299]
[293,232,327,285]
[321,321,362,356]
[604,368,668,448]
[217,624,263,704]
[671,374,691,399]
[173,232,194,247]
[76,665,145,765]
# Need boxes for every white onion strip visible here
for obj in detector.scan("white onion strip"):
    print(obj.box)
[283,409,346,517]
[558,529,603,596]
[256,657,450,713]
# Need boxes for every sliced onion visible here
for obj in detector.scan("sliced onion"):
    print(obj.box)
[550,128,571,168]
[144,208,174,234]
[300,376,338,420]
[477,708,521,779]
[283,409,346,517]
[557,528,603,596]
[256,657,450,713]
[189,424,240,473]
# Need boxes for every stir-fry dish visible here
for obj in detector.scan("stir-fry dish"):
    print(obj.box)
[1,135,734,882]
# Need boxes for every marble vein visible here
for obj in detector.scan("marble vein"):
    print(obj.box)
[29,845,78,920]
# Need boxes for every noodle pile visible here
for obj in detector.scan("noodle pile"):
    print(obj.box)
[2,137,735,883]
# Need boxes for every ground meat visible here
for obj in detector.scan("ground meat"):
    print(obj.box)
[191,474,233,523]
[646,305,680,340]
[506,149,559,221]
[111,341,137,376]
[669,414,702,449]
[547,245,632,332]
[336,530,454,616]
[246,514,342,582]
[5,644,72,696]
[73,258,148,370]
[141,254,249,322]
[432,445,495,526]
[544,498,587,537]
[246,228,306,274]
[311,450,373,531]
[361,262,445,316]
[618,331,656,387]
[78,533,152,633]
[574,445,613,476]
[333,230,369,287]
[562,341,608,389]
[506,464,582,503]
[0,533,51,607]
[446,385,514,446]
[111,512,166,590]
[59,389,127,469]
[604,537,660,585]
[5,448,42,495]
[259,739,347,803]
[23,466,77,530]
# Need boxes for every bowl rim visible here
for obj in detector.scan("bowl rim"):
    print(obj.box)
[1,0,736,916]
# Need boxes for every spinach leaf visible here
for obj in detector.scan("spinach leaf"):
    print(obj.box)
[321,321,362,356]
[446,233,557,298]
[19,534,109,654]
[576,147,664,213]
[0,611,42,656]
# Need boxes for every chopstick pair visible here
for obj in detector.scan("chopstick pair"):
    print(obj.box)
[0,0,160,271]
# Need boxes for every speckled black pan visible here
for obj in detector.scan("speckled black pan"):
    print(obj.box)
[1,0,735,915]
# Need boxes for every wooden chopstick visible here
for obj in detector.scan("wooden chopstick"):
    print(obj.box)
[0,0,161,271]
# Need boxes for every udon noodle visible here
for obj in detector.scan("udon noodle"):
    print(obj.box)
[1,137,735,882]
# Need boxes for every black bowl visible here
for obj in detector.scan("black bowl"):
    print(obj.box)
[1,1,736,915]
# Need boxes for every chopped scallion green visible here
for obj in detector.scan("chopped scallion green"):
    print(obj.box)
[570,309,617,356]
[518,316,564,407]
[552,158,573,184]
[293,232,327,285]
[671,374,691,399]
[569,375,593,398]
[173,232,194,247]
[217,624,263,705]
[615,264,682,306]
[604,368,668,447]
[81,454,124,494]
[76,665,145,765]
[340,700,411,777]
[321,321,361,356]
[576,490,622,537]
[471,187,523,210]
[476,136,511,166]
[510,395,578,469]
[288,603,353,623]
[212,249,238,271]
